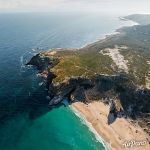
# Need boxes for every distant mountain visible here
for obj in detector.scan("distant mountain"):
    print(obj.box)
[124,14,150,25]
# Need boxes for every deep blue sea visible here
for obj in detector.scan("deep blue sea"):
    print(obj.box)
[0,12,135,150]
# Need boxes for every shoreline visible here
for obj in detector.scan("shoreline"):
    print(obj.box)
[80,16,138,50]
[68,21,143,150]
[29,16,138,57]
[27,14,150,150]
[70,105,111,150]
[71,102,150,150]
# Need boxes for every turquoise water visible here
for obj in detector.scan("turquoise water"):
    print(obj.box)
[16,107,104,150]
[0,12,134,150]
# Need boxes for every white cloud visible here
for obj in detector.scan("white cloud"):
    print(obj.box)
[0,0,150,14]
[0,0,18,10]
[62,0,150,14]
[0,0,65,12]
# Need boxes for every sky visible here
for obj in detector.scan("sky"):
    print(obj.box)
[0,0,150,14]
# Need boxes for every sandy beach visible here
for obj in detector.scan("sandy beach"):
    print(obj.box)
[72,102,150,150]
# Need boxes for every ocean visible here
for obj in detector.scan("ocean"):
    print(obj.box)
[0,12,135,150]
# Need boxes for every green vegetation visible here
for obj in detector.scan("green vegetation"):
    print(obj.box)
[80,20,150,87]
[120,48,149,86]
[42,14,150,87]
[50,50,115,82]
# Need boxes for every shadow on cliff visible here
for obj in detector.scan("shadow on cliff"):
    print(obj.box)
[92,74,150,126]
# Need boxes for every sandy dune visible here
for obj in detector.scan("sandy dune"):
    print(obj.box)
[100,46,129,73]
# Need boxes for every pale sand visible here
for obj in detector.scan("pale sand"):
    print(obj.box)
[72,102,150,150]
[146,61,150,89]
[100,45,129,73]
[145,73,150,89]
[46,51,57,56]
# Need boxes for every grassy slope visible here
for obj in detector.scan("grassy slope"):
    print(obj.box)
[80,21,150,86]
[51,50,115,82]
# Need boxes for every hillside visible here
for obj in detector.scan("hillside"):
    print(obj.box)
[27,14,150,136]
[124,14,150,25]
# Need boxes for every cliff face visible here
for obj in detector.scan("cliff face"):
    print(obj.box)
[26,52,59,72]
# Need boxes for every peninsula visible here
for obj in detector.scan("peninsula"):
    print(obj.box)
[27,14,150,150]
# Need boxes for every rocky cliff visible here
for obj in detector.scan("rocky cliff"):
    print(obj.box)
[27,49,150,135]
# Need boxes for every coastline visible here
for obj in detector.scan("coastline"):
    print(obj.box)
[26,14,150,150]
[70,18,147,150]
[71,102,150,150]
[80,16,138,50]
[70,105,111,150]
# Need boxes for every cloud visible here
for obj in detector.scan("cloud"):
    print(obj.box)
[0,0,150,14]
[62,0,150,14]
[0,0,65,12]
[0,0,18,10]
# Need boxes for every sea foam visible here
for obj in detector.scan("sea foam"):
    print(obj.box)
[70,106,112,150]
